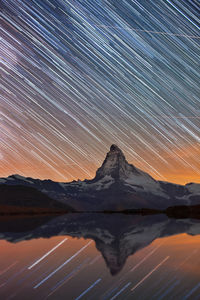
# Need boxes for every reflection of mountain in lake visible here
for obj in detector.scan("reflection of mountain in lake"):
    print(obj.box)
[1,213,200,275]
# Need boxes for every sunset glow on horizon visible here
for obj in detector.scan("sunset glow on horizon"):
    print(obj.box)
[0,0,199,185]
[1,148,200,186]
[0,141,200,185]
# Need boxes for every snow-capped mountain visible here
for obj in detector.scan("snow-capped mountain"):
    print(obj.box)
[0,145,200,211]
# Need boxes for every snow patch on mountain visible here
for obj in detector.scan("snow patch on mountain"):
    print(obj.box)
[186,183,200,195]
[0,179,6,183]
[9,175,34,184]
[88,175,114,191]
[124,172,168,198]
[95,144,141,180]
[0,144,200,210]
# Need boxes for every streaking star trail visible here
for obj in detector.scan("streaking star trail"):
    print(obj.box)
[0,0,199,184]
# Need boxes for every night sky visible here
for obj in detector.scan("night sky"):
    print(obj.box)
[0,0,200,184]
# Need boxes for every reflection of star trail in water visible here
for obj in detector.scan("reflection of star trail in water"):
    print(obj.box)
[0,214,200,298]
[33,241,92,289]
[0,0,199,184]
[0,234,200,299]
[130,256,170,292]
[75,278,102,300]
[28,237,68,270]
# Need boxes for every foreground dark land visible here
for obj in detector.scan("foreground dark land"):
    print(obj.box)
[0,185,74,215]
[1,183,200,219]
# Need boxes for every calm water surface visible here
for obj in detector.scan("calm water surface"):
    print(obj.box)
[0,214,200,300]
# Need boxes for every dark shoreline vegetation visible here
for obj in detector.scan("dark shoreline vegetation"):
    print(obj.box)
[103,205,200,219]
[1,205,200,219]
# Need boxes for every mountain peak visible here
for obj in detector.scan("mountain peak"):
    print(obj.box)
[110,144,123,154]
[94,144,140,180]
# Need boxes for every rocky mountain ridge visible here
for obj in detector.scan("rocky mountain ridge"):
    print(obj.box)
[0,145,200,211]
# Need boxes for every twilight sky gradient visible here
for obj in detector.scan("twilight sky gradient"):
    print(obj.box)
[0,0,200,184]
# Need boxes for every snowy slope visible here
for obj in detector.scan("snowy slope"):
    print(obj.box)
[0,145,200,210]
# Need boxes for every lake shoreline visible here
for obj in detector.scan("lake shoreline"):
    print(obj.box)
[1,204,200,219]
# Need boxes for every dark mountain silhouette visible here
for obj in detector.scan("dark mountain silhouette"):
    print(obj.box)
[0,185,74,214]
[0,145,200,211]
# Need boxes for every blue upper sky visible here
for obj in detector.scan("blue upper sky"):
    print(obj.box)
[0,0,200,183]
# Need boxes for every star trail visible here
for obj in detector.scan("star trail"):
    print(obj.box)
[0,0,200,184]
[1,233,200,299]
